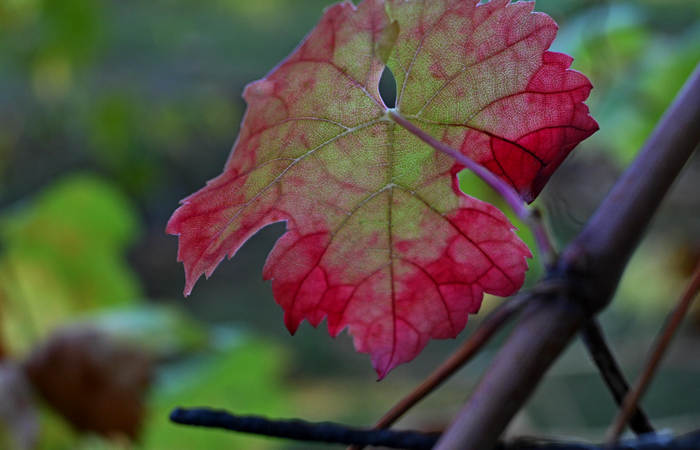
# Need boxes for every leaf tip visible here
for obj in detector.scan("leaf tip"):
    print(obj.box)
[374,364,390,381]
[183,273,198,298]
[284,314,301,336]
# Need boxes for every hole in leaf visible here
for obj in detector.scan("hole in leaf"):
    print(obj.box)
[379,66,397,108]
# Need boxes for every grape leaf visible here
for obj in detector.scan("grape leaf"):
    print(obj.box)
[167,0,598,378]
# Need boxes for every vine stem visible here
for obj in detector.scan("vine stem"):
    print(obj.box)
[607,260,700,442]
[433,62,700,450]
[388,110,557,266]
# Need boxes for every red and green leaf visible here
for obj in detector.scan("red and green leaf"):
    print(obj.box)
[167,0,597,378]
[387,0,598,202]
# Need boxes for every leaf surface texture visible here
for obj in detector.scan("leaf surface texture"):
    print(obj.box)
[167,0,597,377]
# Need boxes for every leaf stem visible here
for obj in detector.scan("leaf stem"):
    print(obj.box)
[606,259,700,442]
[388,110,557,266]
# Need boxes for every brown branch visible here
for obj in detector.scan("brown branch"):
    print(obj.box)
[349,283,568,450]
[607,260,700,442]
[580,320,654,434]
[434,62,700,450]
[563,67,700,312]
[436,294,588,450]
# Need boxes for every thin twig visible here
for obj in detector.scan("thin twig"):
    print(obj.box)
[607,260,700,442]
[170,408,700,449]
[580,320,654,435]
[171,407,439,449]
[388,110,558,266]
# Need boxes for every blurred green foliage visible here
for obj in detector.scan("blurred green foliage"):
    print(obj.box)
[0,172,293,448]
[557,4,700,163]
[0,174,141,354]
[144,339,290,450]
[87,304,209,359]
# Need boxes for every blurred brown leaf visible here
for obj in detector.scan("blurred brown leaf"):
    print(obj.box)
[23,327,153,440]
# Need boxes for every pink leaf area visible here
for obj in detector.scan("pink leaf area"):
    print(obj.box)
[167,0,596,378]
